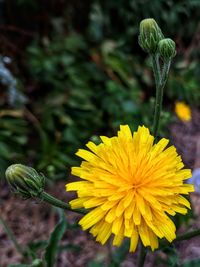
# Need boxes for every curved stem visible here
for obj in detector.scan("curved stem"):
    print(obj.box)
[40,191,87,215]
[137,243,147,267]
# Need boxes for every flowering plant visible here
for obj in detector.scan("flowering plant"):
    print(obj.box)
[3,19,198,267]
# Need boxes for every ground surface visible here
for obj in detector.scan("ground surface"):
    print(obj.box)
[1,109,200,267]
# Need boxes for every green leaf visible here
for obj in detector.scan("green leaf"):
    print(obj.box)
[44,210,67,267]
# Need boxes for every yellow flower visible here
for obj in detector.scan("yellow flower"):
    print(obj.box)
[66,125,193,252]
[175,101,191,122]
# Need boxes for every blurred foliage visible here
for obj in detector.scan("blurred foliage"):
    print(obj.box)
[0,0,199,178]
[25,34,142,176]
[168,61,200,105]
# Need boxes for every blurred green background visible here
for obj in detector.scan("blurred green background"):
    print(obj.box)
[0,0,200,179]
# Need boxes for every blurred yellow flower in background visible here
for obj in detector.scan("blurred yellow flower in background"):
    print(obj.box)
[66,125,193,252]
[175,101,191,122]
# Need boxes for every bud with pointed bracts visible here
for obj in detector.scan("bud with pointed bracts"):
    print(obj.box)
[6,164,45,198]
[138,18,164,53]
[158,38,176,61]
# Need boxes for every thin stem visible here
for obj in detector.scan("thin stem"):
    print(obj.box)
[175,228,200,242]
[137,243,147,267]
[0,214,24,255]
[161,60,171,89]
[151,54,161,139]
[152,84,163,139]
[40,191,87,215]
[151,53,161,89]
[152,55,171,139]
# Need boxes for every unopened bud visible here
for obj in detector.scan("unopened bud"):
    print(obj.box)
[6,164,45,198]
[158,38,176,61]
[139,18,164,53]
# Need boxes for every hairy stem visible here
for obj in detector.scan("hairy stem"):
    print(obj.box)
[152,55,171,139]
[152,53,161,89]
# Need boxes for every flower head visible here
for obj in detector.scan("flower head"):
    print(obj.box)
[66,125,193,252]
[175,101,191,122]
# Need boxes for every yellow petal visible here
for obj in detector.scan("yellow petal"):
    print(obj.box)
[79,207,106,230]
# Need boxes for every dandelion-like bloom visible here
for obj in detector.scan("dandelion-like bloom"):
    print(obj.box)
[175,101,191,122]
[66,125,194,252]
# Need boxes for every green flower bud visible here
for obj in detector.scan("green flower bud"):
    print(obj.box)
[5,164,45,198]
[158,38,176,61]
[138,18,164,53]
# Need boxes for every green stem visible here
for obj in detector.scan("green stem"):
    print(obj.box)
[151,53,161,89]
[0,214,24,255]
[175,228,200,242]
[161,60,171,89]
[137,243,147,267]
[40,191,87,215]
[152,55,171,139]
